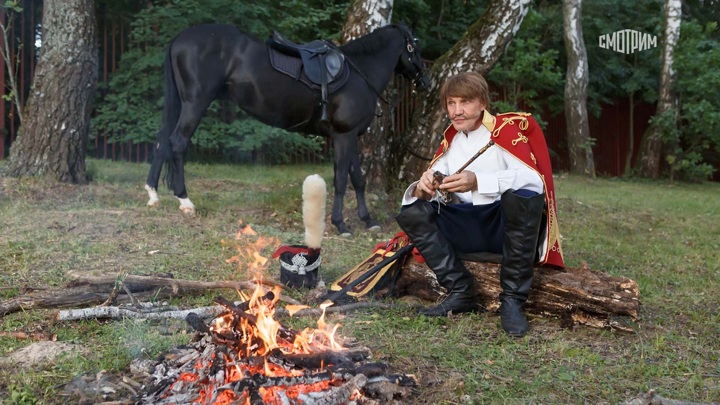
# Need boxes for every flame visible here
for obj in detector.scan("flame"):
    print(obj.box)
[224,220,280,276]
[195,280,349,404]
[167,221,350,404]
[285,304,311,316]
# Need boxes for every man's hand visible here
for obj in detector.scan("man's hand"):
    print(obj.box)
[438,171,477,193]
[412,169,438,200]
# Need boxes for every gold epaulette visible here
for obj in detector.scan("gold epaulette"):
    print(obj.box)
[492,112,532,139]
[496,111,532,117]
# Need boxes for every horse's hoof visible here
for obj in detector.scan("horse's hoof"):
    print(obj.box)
[177,197,196,215]
[145,185,160,207]
[179,206,195,215]
[335,222,353,237]
[364,218,381,232]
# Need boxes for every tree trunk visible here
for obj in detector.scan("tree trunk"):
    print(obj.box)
[636,0,681,179]
[626,89,635,175]
[563,0,595,177]
[340,0,394,194]
[5,0,98,184]
[396,258,639,331]
[399,0,532,183]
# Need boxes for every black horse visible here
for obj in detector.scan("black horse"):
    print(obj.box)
[144,23,429,235]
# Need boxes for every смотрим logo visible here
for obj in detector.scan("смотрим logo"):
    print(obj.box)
[599,29,658,54]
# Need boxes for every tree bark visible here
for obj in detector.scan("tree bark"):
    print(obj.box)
[636,0,681,179]
[399,0,532,183]
[562,0,596,177]
[395,258,639,331]
[340,0,394,194]
[5,0,98,183]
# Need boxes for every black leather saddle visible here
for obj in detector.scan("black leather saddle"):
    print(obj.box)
[266,31,349,123]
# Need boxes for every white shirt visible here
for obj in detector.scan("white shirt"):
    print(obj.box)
[402,124,543,205]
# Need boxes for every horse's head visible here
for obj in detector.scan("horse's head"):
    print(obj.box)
[394,24,431,91]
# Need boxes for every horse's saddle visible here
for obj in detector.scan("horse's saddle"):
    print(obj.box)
[266,31,346,85]
[266,31,349,124]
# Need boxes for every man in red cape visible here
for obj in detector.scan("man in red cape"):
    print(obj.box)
[395,72,564,336]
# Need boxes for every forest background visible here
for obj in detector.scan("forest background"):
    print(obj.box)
[1,0,719,183]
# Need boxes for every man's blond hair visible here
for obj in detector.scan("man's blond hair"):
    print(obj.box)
[439,72,490,111]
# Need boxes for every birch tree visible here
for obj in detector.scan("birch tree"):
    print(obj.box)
[339,0,394,193]
[563,0,595,177]
[636,0,681,179]
[6,0,98,183]
[399,0,532,182]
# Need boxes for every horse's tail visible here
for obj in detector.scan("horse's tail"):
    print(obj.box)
[157,41,180,190]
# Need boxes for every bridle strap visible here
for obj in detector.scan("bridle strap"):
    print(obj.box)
[326,25,422,109]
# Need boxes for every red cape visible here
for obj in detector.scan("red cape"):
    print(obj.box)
[432,111,564,268]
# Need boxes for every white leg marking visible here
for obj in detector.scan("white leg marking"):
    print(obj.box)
[145,184,160,207]
[177,197,196,215]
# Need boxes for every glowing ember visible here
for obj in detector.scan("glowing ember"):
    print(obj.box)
[137,221,416,404]
[142,278,355,404]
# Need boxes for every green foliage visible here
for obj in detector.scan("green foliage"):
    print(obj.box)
[581,0,663,114]
[394,0,485,59]
[6,384,37,405]
[660,20,720,181]
[271,0,350,42]
[92,0,347,163]
[486,7,565,121]
[2,1,23,13]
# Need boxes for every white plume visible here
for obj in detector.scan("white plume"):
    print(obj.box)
[302,174,327,249]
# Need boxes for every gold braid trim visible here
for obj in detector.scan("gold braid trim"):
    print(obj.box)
[547,190,563,257]
[491,116,529,138]
[512,132,528,145]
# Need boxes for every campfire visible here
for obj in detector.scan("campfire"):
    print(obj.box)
[134,224,416,404]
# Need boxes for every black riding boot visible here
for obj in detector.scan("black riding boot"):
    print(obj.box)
[499,191,545,337]
[396,201,478,316]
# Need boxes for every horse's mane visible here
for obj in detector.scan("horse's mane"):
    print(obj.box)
[340,25,399,55]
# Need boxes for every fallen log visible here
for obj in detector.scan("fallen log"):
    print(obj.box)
[69,273,300,305]
[1,274,300,318]
[56,305,226,322]
[66,272,295,301]
[394,258,639,331]
[0,288,166,318]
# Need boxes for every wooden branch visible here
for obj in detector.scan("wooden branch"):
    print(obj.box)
[100,270,128,306]
[0,288,168,317]
[0,273,305,318]
[274,302,417,318]
[66,272,301,305]
[395,258,639,331]
[56,305,226,322]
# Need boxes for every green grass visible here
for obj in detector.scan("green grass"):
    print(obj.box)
[1,159,719,404]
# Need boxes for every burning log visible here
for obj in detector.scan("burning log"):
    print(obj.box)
[395,258,639,331]
[214,295,299,344]
[134,288,418,404]
[272,347,372,370]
